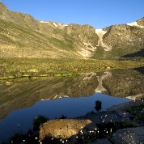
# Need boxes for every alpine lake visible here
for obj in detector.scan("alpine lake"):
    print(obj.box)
[0,67,144,142]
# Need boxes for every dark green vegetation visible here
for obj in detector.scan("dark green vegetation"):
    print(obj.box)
[0,58,144,79]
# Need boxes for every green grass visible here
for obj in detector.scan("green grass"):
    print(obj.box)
[49,37,74,50]
[0,58,144,79]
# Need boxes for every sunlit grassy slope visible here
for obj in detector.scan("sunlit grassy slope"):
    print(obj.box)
[0,58,144,79]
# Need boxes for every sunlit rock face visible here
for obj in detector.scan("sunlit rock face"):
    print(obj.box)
[39,119,98,143]
[104,24,144,48]
[136,17,144,27]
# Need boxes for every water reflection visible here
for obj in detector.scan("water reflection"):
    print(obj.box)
[0,68,144,141]
[95,100,102,112]
[95,71,111,93]
[0,68,144,120]
[102,69,144,99]
[0,93,130,142]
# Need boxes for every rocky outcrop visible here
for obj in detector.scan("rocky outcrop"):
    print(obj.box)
[64,24,99,57]
[111,127,144,144]
[78,111,133,124]
[137,17,144,27]
[102,24,144,58]
[39,119,98,143]
[38,111,140,143]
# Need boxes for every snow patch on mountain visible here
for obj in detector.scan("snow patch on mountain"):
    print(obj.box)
[79,49,93,58]
[53,22,58,27]
[79,42,97,57]
[40,21,49,23]
[63,24,68,27]
[40,21,69,28]
[127,21,144,28]
[95,29,112,51]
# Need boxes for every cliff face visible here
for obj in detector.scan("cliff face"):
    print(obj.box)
[0,2,144,59]
[100,24,144,59]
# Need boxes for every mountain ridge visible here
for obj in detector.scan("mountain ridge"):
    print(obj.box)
[0,2,144,59]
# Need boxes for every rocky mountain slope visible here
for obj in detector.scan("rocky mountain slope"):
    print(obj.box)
[0,2,144,59]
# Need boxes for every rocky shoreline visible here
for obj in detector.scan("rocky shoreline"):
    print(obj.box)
[39,100,144,144]
[8,100,144,144]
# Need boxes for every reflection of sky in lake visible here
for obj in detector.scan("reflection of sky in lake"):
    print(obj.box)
[0,93,131,142]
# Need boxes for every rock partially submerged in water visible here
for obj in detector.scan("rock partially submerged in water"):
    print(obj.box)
[111,127,144,144]
[39,119,98,143]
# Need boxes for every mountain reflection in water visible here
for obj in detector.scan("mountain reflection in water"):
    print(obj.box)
[0,68,144,142]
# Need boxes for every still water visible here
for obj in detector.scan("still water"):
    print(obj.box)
[0,68,144,142]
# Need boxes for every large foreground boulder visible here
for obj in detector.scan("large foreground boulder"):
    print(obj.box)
[111,127,144,144]
[39,119,98,143]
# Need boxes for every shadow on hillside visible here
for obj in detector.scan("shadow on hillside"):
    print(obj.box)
[122,48,144,59]
[134,66,144,74]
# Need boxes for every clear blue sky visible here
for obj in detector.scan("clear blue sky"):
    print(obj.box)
[1,0,144,28]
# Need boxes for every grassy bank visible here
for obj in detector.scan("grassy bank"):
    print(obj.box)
[0,58,144,79]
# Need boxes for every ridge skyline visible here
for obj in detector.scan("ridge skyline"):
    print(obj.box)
[1,0,144,29]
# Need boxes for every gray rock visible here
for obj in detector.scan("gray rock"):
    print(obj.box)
[111,127,144,144]
[78,111,133,124]
[91,138,112,144]
[39,119,98,143]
